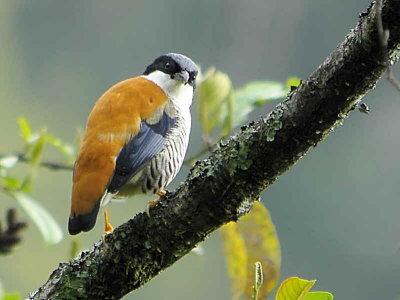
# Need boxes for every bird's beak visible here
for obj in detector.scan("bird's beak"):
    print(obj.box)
[172,70,190,84]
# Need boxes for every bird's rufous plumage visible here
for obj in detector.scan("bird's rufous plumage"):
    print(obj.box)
[70,77,168,218]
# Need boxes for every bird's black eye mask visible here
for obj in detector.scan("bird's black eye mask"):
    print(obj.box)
[143,56,180,76]
[143,53,198,87]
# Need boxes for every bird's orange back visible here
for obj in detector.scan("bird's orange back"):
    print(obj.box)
[70,77,168,218]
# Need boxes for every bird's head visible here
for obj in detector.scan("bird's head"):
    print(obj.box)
[142,53,198,109]
[143,53,198,87]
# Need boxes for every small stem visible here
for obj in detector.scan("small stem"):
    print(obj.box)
[375,0,400,92]
[0,153,73,171]
[387,68,400,91]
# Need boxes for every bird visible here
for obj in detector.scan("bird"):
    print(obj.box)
[68,53,198,235]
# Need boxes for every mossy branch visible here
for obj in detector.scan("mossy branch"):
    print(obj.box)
[29,0,400,299]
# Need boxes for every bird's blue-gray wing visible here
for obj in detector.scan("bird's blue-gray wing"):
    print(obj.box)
[107,112,176,193]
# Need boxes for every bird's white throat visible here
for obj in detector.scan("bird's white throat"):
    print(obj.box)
[141,70,193,110]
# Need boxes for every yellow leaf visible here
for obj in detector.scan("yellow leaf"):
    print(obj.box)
[239,201,281,298]
[276,277,316,300]
[220,222,248,300]
[221,202,281,299]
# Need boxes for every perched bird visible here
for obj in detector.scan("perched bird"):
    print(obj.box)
[68,53,198,235]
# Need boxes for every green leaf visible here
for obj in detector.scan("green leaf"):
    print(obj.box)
[303,292,334,300]
[236,81,286,104]
[20,131,47,191]
[286,77,301,90]
[276,277,333,300]
[2,293,21,300]
[17,117,32,142]
[29,130,46,165]
[233,81,286,126]
[220,90,234,137]
[196,71,232,136]
[1,176,22,191]
[19,176,34,193]
[12,192,63,245]
[0,155,19,169]
[46,134,76,164]
[276,277,315,300]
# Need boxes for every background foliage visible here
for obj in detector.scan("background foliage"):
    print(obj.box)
[1,0,400,299]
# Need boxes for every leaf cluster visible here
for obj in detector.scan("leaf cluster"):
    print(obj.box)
[196,68,299,142]
[196,69,334,299]
[0,117,75,246]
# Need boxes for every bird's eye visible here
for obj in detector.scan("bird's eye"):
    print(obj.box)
[165,62,171,69]
[189,73,197,83]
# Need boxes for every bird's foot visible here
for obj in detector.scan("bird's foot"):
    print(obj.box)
[146,189,166,217]
[103,209,114,235]
[156,189,166,197]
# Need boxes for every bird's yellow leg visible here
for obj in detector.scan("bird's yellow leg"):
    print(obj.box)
[146,189,166,217]
[103,209,114,234]
[156,189,166,197]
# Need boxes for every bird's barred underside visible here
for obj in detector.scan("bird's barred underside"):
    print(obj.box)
[136,116,190,194]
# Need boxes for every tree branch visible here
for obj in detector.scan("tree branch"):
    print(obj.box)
[29,1,400,299]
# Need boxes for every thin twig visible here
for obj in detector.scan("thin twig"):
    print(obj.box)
[376,0,400,92]
[387,68,400,91]
[0,153,73,171]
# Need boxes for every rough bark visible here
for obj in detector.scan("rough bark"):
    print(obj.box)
[30,1,400,299]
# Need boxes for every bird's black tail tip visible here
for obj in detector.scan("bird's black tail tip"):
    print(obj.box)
[68,202,100,235]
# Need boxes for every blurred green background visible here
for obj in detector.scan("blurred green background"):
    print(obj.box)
[1,0,400,299]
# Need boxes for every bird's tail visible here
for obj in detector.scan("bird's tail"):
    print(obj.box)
[68,200,100,235]
[69,170,110,235]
